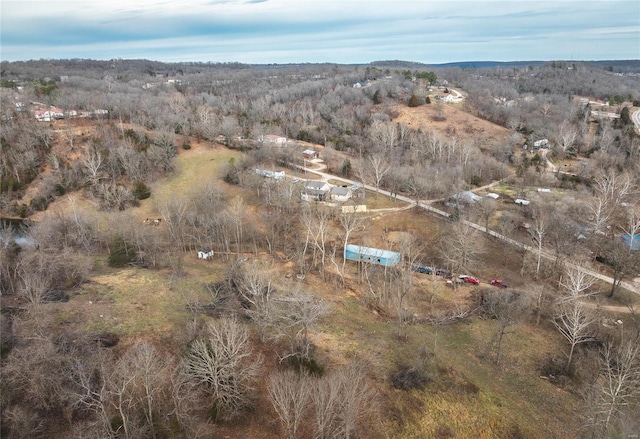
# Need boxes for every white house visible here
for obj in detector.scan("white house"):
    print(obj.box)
[259,134,287,144]
[330,186,353,202]
[533,139,549,148]
[515,199,530,206]
[34,107,64,121]
[301,181,330,202]
[255,169,285,180]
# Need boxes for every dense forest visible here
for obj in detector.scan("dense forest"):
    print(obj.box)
[1,59,639,439]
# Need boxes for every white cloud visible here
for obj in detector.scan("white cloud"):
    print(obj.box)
[1,0,638,62]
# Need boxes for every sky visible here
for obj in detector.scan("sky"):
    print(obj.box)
[1,0,639,64]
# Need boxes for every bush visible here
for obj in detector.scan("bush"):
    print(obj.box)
[408,94,420,107]
[390,365,431,390]
[108,236,135,267]
[287,354,325,376]
[182,142,191,150]
[132,181,151,200]
[54,183,66,196]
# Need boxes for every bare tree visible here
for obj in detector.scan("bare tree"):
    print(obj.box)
[481,289,531,365]
[530,206,549,276]
[183,317,262,420]
[391,234,424,327]
[338,210,367,283]
[268,370,311,439]
[268,286,332,361]
[440,221,484,274]
[585,331,640,437]
[553,265,598,374]
[367,153,392,194]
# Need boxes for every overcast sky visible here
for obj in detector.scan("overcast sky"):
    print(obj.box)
[1,0,638,64]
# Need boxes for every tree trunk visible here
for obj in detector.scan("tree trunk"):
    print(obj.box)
[565,342,575,374]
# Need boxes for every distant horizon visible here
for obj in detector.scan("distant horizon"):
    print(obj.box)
[2,58,639,67]
[2,1,638,64]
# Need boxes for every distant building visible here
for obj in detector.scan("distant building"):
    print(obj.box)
[449,191,482,206]
[303,149,319,159]
[259,134,287,144]
[255,169,285,180]
[330,186,353,202]
[533,139,549,149]
[197,250,214,260]
[344,244,401,267]
[622,234,640,251]
[34,107,64,121]
[301,181,330,201]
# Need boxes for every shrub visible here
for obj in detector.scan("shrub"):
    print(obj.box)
[132,181,151,200]
[408,94,420,107]
[108,236,135,267]
[182,142,191,150]
[390,365,431,390]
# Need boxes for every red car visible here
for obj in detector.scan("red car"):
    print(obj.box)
[490,279,508,288]
[458,275,480,285]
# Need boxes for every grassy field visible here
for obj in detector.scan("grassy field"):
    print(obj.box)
[36,134,613,438]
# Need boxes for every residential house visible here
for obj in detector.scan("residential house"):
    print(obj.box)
[259,134,287,144]
[34,107,64,121]
[448,191,481,206]
[344,244,401,267]
[436,94,454,102]
[255,169,285,180]
[330,186,353,202]
[301,181,330,201]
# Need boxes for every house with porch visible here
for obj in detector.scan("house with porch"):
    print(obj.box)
[301,181,330,201]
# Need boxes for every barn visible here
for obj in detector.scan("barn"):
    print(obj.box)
[344,244,401,267]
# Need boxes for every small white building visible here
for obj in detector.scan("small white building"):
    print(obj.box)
[259,134,287,144]
[255,169,285,180]
[197,250,214,260]
[515,199,530,206]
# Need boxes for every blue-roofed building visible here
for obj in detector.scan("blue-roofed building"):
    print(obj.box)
[622,234,640,251]
[344,244,401,267]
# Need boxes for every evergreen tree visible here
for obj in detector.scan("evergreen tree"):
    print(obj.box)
[408,94,420,108]
[372,90,382,105]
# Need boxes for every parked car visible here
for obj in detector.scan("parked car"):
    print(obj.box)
[435,268,452,279]
[458,275,480,285]
[490,279,508,288]
[412,264,434,274]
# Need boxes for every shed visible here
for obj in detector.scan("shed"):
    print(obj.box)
[344,244,401,267]
[622,234,640,251]
[303,149,319,159]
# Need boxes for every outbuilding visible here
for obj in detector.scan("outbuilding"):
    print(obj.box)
[344,244,401,267]
[622,234,640,251]
[197,250,214,260]
[303,149,319,159]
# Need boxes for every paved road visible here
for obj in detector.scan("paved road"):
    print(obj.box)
[298,162,640,296]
